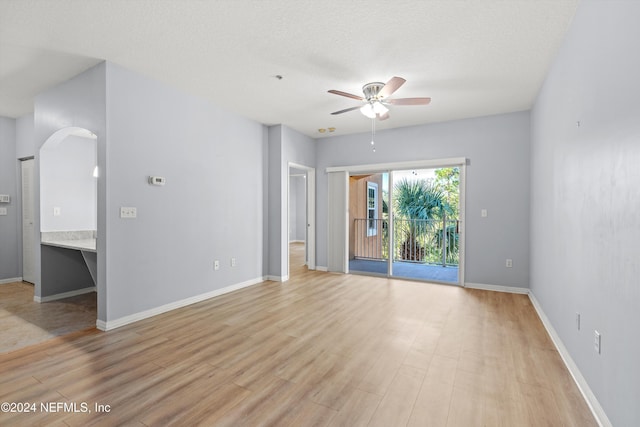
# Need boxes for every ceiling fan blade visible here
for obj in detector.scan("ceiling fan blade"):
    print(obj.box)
[377,112,390,121]
[330,106,361,115]
[386,97,431,105]
[378,76,406,98]
[328,89,364,101]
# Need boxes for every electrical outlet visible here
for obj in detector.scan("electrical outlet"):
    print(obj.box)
[0,207,7,216]
[506,259,513,268]
[594,330,601,354]
[481,209,488,217]
[231,258,237,267]
[120,207,137,219]
[576,312,581,331]
[214,260,220,271]
[53,207,61,216]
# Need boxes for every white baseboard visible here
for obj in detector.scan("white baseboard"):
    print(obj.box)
[266,275,289,282]
[315,266,328,272]
[96,276,265,331]
[0,277,23,285]
[464,282,530,294]
[35,286,96,303]
[457,282,610,426]
[528,292,611,427]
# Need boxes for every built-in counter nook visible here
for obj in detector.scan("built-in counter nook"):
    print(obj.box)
[38,127,98,302]
[41,231,97,289]
[41,230,97,252]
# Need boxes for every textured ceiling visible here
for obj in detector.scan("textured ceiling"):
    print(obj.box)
[0,0,580,138]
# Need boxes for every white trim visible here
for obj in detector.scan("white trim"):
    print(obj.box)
[0,277,23,285]
[366,181,378,237]
[464,282,530,294]
[315,265,328,272]
[35,286,96,303]
[95,319,108,331]
[457,163,466,286]
[528,292,611,427]
[97,277,265,331]
[288,162,316,275]
[388,172,394,276]
[461,282,611,426]
[266,275,289,282]
[326,157,467,174]
[306,168,316,270]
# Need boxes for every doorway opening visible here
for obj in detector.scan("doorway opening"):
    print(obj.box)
[4,127,99,352]
[287,163,316,279]
[38,127,98,317]
[348,166,462,285]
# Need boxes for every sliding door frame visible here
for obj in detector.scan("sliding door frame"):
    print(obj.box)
[327,157,466,286]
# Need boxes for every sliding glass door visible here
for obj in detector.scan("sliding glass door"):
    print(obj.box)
[348,167,461,285]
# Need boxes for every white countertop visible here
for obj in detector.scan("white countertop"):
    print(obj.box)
[41,238,96,253]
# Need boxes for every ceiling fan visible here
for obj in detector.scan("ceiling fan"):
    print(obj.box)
[328,76,431,121]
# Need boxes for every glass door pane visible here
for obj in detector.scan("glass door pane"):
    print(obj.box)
[389,168,460,284]
[348,172,389,276]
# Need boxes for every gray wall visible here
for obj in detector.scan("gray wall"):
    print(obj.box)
[0,117,19,280]
[530,1,640,425]
[14,114,35,278]
[16,114,34,160]
[267,124,315,278]
[267,125,283,277]
[40,135,97,231]
[104,62,266,321]
[288,175,297,241]
[317,111,531,288]
[289,174,306,242]
[295,176,306,241]
[34,62,107,312]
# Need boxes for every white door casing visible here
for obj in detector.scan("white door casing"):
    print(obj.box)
[287,163,316,277]
[21,158,36,284]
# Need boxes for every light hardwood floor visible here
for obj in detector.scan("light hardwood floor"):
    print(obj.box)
[0,243,597,426]
[0,281,96,353]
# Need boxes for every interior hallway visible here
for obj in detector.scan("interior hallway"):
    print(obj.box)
[0,245,596,425]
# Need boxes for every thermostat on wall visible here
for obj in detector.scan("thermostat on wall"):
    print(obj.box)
[148,176,166,186]
[0,195,10,203]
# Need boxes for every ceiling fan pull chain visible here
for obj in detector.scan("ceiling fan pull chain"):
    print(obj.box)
[371,118,376,153]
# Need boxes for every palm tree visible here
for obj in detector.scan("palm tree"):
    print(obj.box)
[394,178,452,262]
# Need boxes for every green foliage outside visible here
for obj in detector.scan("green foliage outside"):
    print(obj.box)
[433,167,460,219]
[392,167,460,265]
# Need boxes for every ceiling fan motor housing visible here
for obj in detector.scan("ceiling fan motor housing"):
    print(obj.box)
[362,82,385,101]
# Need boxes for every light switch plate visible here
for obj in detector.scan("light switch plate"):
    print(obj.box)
[0,207,7,215]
